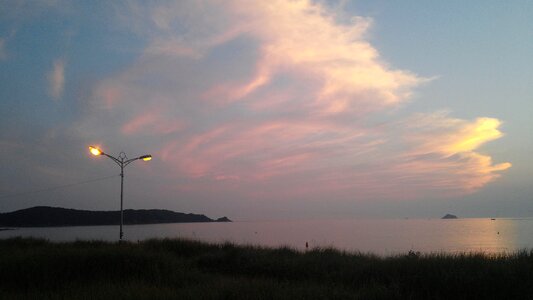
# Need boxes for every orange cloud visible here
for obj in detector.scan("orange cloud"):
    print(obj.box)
[397,112,511,194]
[446,118,504,154]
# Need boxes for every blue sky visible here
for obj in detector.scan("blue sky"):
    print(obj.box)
[0,1,531,220]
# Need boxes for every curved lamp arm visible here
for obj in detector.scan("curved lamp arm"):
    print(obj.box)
[89,146,151,168]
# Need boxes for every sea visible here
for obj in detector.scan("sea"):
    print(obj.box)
[2,218,533,255]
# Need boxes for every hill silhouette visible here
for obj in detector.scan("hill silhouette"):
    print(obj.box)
[0,206,231,227]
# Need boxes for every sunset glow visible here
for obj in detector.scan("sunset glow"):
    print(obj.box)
[447,118,505,154]
[80,0,512,199]
[1,0,529,219]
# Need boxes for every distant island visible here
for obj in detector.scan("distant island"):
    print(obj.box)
[0,206,231,227]
[441,214,458,219]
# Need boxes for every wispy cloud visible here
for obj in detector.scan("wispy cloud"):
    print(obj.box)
[0,38,6,60]
[78,0,510,201]
[47,58,65,100]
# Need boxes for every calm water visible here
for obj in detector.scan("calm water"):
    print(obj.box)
[2,218,533,255]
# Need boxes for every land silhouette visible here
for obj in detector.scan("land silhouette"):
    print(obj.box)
[0,206,231,227]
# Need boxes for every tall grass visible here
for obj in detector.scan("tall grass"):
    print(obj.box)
[1,237,533,299]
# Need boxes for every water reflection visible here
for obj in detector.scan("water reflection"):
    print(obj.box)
[1,218,532,255]
[439,218,515,253]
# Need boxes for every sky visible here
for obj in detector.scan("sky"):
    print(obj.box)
[0,0,531,220]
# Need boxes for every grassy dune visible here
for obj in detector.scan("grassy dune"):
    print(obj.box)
[1,238,533,299]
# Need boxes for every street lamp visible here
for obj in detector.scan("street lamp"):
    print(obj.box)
[88,145,152,241]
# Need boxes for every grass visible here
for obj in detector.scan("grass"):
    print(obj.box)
[1,238,533,299]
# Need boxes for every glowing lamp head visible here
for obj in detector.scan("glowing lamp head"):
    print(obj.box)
[139,154,152,161]
[89,146,102,156]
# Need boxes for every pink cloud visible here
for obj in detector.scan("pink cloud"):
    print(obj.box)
[145,38,201,59]
[78,0,511,202]
[121,110,185,136]
[203,0,422,114]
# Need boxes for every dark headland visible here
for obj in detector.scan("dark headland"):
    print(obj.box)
[0,206,231,227]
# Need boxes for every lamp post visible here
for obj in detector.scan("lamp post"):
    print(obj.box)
[89,146,152,241]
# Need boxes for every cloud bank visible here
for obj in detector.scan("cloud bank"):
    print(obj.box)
[80,0,510,202]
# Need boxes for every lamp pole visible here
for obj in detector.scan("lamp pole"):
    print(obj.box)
[89,146,152,241]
